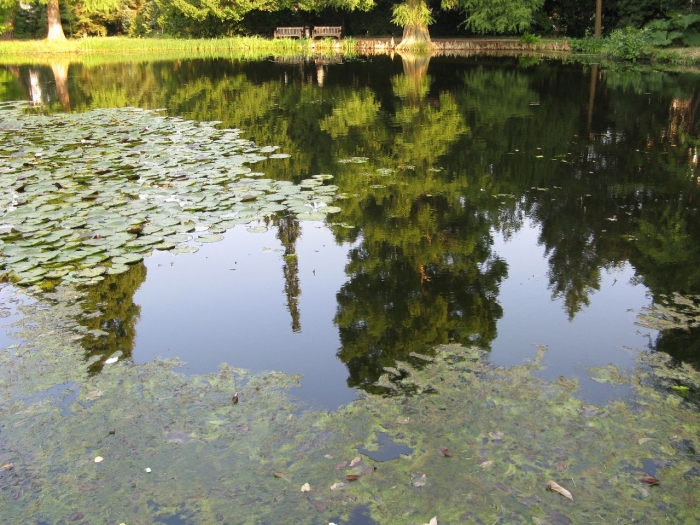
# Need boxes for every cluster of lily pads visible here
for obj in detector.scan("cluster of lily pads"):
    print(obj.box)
[0,102,341,286]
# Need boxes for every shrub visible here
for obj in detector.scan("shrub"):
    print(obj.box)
[569,34,605,54]
[519,33,541,45]
[605,27,651,60]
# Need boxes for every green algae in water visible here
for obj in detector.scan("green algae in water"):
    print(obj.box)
[1,286,700,524]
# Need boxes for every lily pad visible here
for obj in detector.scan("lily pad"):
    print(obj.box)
[197,234,225,243]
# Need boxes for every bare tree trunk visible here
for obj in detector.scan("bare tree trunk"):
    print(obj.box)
[594,0,602,37]
[47,0,66,41]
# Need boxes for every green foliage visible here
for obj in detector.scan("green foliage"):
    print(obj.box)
[391,0,434,29]
[645,12,700,47]
[606,26,651,60]
[519,32,540,44]
[449,0,544,34]
[569,33,605,53]
[572,27,651,60]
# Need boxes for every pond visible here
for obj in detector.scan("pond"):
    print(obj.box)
[1,54,699,524]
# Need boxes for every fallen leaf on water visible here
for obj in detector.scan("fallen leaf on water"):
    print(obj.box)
[273,472,285,478]
[641,476,660,485]
[346,474,360,482]
[94,456,103,463]
[349,456,362,467]
[479,460,493,469]
[438,447,452,457]
[104,357,118,365]
[301,483,311,492]
[411,472,427,487]
[546,480,573,500]
[330,482,346,490]
[86,390,103,401]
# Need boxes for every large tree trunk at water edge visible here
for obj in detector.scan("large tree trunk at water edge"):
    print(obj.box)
[47,0,66,41]
[398,24,432,49]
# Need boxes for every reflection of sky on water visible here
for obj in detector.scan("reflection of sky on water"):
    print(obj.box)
[0,285,35,352]
[130,217,657,410]
[133,222,359,410]
[490,220,655,405]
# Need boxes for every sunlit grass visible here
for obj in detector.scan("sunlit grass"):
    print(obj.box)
[0,36,358,64]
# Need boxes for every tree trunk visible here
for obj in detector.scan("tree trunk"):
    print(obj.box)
[398,24,432,49]
[47,0,66,41]
[396,0,433,50]
[594,0,602,37]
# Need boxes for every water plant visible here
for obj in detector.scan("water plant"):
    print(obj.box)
[1,285,699,524]
[0,102,341,287]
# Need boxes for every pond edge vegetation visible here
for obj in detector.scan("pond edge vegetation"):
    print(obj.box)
[1,35,700,68]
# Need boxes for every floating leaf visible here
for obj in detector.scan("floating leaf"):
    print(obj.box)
[330,482,346,491]
[197,234,225,243]
[411,472,426,487]
[546,480,573,500]
[641,476,660,485]
[438,447,452,458]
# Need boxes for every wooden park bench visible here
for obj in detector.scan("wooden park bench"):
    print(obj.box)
[312,26,342,39]
[274,27,306,39]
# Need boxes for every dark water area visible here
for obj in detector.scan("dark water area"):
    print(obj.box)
[1,54,699,410]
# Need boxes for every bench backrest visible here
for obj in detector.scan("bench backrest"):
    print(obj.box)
[312,26,342,38]
[274,27,305,38]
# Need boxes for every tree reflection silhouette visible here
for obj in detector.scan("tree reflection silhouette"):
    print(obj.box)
[78,263,147,375]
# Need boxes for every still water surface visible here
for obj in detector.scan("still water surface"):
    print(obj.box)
[1,55,699,409]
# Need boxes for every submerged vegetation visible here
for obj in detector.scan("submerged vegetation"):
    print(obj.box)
[1,283,699,524]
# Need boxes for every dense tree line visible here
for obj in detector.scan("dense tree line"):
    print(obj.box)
[0,0,697,42]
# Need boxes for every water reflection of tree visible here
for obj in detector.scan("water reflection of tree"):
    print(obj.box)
[4,58,700,372]
[277,216,302,332]
[78,263,147,375]
[326,55,506,391]
[335,194,507,391]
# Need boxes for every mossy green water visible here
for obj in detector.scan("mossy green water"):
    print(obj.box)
[1,283,699,524]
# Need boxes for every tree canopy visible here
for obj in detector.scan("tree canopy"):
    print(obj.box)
[1,0,696,41]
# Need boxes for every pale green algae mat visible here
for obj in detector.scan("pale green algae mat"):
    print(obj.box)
[0,104,699,524]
